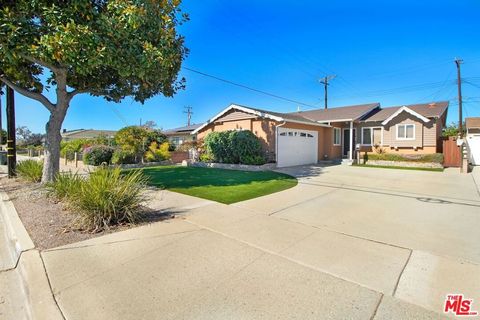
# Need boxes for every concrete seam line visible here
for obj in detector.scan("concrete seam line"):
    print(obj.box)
[184,219,382,295]
[392,249,413,297]
[299,180,480,207]
[39,251,67,320]
[274,215,412,252]
[43,228,200,253]
[369,294,384,320]
[268,188,339,216]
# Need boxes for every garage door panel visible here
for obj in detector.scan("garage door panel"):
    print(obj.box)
[277,128,318,167]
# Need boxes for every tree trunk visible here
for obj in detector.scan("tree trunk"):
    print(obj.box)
[42,105,67,183]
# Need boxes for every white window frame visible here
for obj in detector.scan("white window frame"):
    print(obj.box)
[361,127,383,146]
[333,128,341,146]
[396,124,415,140]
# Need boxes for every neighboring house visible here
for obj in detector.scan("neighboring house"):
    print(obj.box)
[466,117,480,165]
[61,129,117,141]
[193,101,448,167]
[164,123,202,147]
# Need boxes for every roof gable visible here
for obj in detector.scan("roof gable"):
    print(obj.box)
[192,104,329,134]
[381,106,430,125]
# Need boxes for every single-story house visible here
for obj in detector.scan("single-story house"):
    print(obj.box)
[192,101,449,167]
[61,129,117,141]
[164,123,203,147]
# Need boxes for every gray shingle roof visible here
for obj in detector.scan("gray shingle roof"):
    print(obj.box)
[362,101,449,122]
[164,123,203,134]
[290,103,380,122]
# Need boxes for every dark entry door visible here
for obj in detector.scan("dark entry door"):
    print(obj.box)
[343,129,356,157]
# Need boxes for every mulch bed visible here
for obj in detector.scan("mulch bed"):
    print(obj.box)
[0,176,173,250]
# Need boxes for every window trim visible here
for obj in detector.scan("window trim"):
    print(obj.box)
[361,126,383,146]
[396,123,415,140]
[333,127,341,146]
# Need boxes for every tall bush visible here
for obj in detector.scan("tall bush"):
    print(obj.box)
[144,142,171,162]
[15,160,44,182]
[83,145,115,166]
[203,130,265,165]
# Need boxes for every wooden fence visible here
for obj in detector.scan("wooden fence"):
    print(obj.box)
[442,137,461,167]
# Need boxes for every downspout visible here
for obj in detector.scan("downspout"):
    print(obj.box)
[275,121,286,165]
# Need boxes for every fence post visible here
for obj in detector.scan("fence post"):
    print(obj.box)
[74,152,78,168]
[65,152,68,165]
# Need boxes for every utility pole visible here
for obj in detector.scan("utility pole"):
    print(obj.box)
[6,86,16,178]
[184,106,193,126]
[319,75,336,109]
[455,58,463,138]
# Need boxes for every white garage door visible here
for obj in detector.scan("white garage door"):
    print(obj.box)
[467,135,480,165]
[277,128,318,167]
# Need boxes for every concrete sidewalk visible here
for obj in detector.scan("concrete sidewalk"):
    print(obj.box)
[6,164,480,319]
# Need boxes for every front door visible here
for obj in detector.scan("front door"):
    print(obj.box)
[343,129,356,157]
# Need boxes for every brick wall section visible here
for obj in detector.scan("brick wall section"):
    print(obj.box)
[170,151,189,163]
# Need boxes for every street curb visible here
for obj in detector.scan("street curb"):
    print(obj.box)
[17,250,64,320]
[0,188,64,319]
[0,190,34,266]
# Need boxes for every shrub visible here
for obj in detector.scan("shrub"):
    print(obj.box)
[111,149,137,164]
[176,140,197,152]
[15,160,44,182]
[365,153,444,163]
[61,139,90,160]
[203,130,265,165]
[199,152,214,162]
[83,145,114,166]
[46,172,83,200]
[48,167,148,231]
[144,142,171,162]
[71,168,148,231]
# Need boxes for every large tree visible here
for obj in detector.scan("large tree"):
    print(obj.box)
[0,0,188,182]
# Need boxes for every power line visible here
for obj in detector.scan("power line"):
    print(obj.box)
[183,67,317,108]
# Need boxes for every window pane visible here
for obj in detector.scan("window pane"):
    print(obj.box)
[406,125,414,139]
[363,128,372,145]
[373,128,382,145]
[398,125,405,139]
[334,128,340,144]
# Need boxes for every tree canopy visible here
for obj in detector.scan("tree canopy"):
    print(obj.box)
[0,0,188,104]
[0,0,188,181]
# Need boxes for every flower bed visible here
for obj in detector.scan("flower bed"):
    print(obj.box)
[364,160,443,169]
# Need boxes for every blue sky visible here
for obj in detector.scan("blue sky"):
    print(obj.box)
[5,0,480,133]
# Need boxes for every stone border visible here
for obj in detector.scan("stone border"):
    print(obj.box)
[113,160,173,169]
[187,161,277,172]
[364,160,443,169]
[0,189,64,319]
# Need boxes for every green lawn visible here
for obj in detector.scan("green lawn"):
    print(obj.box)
[354,164,444,172]
[139,166,298,204]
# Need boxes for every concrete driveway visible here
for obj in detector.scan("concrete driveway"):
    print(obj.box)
[40,165,480,319]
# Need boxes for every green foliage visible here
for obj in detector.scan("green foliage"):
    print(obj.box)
[16,126,45,146]
[0,0,188,103]
[61,139,89,160]
[15,159,44,182]
[48,167,148,231]
[111,149,137,165]
[442,122,465,137]
[364,153,444,164]
[46,171,83,200]
[83,145,114,166]
[199,152,214,162]
[144,142,171,162]
[203,130,265,165]
[176,140,196,152]
[114,126,167,162]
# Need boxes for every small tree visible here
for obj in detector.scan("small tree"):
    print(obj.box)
[442,122,465,137]
[0,1,188,182]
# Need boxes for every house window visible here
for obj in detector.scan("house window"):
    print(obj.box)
[333,128,341,145]
[361,127,382,146]
[397,124,415,140]
[362,128,372,145]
